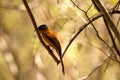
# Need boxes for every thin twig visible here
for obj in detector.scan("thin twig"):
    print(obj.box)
[86,3,93,13]
[70,0,120,58]
[61,9,120,59]
[70,0,85,12]
[83,1,119,63]
[87,19,119,62]
[81,58,108,80]
[91,0,120,43]
[104,56,111,72]
[85,1,120,68]
[70,2,114,78]
[103,16,120,56]
[59,0,120,65]
[113,0,120,11]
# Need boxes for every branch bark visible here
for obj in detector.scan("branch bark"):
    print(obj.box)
[91,0,120,43]
[22,0,59,64]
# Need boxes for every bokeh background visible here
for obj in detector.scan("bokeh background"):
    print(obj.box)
[0,0,120,80]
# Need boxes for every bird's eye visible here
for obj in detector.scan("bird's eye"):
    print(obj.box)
[38,24,47,30]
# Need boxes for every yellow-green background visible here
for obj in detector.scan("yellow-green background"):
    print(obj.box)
[0,0,120,80]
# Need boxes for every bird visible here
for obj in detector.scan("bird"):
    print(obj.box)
[37,24,65,74]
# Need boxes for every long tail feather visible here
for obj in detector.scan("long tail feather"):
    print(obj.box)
[60,58,65,75]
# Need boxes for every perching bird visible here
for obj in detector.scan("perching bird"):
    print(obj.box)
[37,24,65,74]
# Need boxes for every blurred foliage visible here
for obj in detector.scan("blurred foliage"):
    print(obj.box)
[0,0,120,80]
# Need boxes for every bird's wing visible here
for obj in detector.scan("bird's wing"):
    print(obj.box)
[44,33,62,56]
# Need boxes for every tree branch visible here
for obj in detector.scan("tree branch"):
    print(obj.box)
[61,9,120,58]
[81,58,109,80]
[22,0,59,64]
[91,0,120,43]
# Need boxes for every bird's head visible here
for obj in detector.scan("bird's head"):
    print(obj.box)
[37,24,48,30]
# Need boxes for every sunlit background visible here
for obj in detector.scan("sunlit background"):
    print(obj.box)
[0,0,120,80]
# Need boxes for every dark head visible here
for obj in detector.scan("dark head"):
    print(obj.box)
[37,24,48,30]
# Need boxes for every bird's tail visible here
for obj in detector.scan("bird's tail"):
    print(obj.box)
[60,57,65,75]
